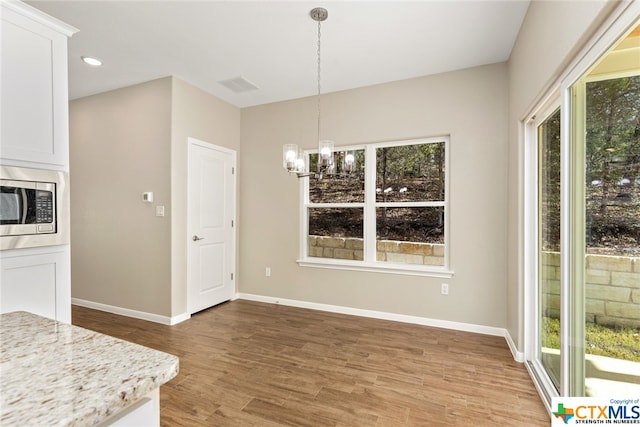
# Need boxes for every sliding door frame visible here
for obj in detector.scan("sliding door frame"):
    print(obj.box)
[524,95,562,405]
[524,0,640,409]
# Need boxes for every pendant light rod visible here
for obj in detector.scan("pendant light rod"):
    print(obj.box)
[312,8,327,155]
[310,7,333,178]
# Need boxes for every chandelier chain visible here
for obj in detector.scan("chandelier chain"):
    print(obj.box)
[317,18,322,145]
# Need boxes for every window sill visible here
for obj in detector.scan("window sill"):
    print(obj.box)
[297,258,454,278]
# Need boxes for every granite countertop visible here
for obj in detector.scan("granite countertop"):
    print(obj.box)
[0,311,179,426]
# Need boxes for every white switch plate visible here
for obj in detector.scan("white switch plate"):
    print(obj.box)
[265,267,271,277]
[441,283,449,295]
[155,205,165,217]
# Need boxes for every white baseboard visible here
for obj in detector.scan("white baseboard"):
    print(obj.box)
[237,293,523,360]
[72,294,526,363]
[504,329,525,362]
[72,298,189,326]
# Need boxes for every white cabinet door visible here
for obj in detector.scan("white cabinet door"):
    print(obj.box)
[0,2,77,168]
[0,246,71,323]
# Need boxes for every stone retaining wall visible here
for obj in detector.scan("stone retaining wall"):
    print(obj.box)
[541,252,640,328]
[308,236,444,266]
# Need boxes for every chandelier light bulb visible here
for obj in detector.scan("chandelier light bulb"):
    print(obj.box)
[345,153,355,165]
[283,144,300,172]
[320,146,331,158]
[318,140,335,173]
[342,151,356,174]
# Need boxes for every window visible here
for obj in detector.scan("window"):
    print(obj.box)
[300,137,451,277]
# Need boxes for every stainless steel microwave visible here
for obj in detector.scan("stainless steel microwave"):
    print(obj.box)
[0,166,69,250]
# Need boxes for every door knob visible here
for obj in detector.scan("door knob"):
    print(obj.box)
[192,235,205,241]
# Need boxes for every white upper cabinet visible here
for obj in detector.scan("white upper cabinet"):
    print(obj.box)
[1,1,78,169]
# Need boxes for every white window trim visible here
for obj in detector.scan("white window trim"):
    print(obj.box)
[297,136,453,278]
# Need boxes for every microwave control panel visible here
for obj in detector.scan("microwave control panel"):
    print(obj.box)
[35,190,54,224]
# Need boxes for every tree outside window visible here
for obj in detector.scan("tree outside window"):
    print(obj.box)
[585,75,640,254]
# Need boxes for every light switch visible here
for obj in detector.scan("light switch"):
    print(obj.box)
[155,205,165,217]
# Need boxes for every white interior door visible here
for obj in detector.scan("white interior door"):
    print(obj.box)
[188,138,236,314]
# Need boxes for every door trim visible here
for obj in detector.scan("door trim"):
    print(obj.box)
[186,137,237,315]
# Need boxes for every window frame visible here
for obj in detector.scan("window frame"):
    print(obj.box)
[298,136,453,278]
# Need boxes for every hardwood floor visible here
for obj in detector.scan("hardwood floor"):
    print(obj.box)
[72,300,549,426]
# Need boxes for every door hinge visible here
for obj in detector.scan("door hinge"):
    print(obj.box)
[231,273,234,280]
[232,167,235,175]
[231,220,234,227]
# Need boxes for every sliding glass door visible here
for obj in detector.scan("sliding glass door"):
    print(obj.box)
[537,108,562,393]
[580,73,640,396]
[527,17,640,405]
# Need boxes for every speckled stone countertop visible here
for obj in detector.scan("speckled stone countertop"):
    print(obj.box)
[0,311,179,426]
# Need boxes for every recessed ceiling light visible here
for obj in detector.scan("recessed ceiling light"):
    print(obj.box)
[81,56,103,67]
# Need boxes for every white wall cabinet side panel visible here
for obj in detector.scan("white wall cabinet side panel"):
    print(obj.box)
[0,246,71,323]
[0,3,77,168]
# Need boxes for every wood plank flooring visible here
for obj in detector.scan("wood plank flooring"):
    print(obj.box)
[71,300,549,426]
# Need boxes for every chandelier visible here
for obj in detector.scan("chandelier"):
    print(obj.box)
[282,8,355,179]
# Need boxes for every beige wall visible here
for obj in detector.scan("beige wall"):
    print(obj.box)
[240,63,510,328]
[70,77,173,315]
[69,76,240,318]
[67,1,625,333]
[170,78,241,316]
[506,1,614,349]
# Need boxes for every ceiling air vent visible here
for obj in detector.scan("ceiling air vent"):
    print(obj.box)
[218,76,259,93]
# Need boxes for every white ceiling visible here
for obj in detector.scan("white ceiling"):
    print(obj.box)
[28,1,530,108]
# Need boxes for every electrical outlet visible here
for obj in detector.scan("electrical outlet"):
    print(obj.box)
[441,283,449,295]
[265,267,271,277]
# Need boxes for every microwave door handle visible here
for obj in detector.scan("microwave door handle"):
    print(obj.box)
[20,188,28,224]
